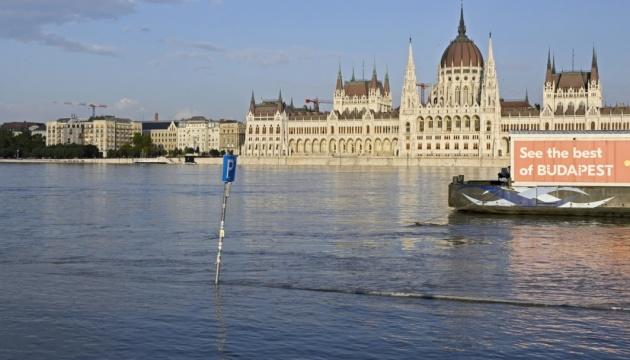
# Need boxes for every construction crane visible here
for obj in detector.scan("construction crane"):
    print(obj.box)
[57,101,108,117]
[416,83,431,105]
[305,98,332,112]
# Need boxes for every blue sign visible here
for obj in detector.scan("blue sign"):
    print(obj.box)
[222,154,237,183]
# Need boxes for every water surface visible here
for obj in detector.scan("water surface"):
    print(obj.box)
[1,164,629,359]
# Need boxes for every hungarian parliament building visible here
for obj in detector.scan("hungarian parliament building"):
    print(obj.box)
[243,8,630,159]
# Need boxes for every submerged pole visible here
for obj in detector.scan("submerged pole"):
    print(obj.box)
[215,153,237,285]
[215,182,230,285]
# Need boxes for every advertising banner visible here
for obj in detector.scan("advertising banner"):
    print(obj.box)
[511,138,630,186]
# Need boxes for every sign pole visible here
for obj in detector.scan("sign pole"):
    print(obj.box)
[215,182,230,285]
[215,153,236,285]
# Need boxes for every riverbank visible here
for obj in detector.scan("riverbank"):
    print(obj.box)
[0,156,508,168]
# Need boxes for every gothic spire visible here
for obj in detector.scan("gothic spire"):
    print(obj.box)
[351,66,356,81]
[277,89,283,112]
[546,49,554,83]
[401,38,419,111]
[552,54,556,73]
[336,63,343,90]
[525,89,529,104]
[481,33,500,107]
[249,90,255,113]
[384,66,390,94]
[370,61,378,89]
[591,46,599,81]
[458,2,466,37]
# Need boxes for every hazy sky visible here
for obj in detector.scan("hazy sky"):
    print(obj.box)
[2,0,630,123]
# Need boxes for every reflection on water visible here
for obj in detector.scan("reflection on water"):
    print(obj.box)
[0,164,629,359]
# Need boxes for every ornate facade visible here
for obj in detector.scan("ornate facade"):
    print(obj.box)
[243,7,630,159]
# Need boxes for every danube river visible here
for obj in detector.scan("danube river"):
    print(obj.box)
[1,164,629,359]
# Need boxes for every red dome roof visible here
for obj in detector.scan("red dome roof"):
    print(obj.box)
[440,6,484,68]
[440,38,483,68]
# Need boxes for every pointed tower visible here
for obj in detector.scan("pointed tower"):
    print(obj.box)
[336,64,344,91]
[481,33,500,108]
[277,89,283,113]
[249,91,256,114]
[545,49,554,84]
[370,63,378,90]
[384,67,390,95]
[401,38,419,113]
[351,67,356,81]
[525,89,529,105]
[591,47,599,82]
[458,3,466,38]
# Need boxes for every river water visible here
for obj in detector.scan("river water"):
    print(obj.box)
[0,164,629,359]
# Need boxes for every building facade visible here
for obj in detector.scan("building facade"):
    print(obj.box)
[142,121,179,151]
[46,116,142,156]
[219,120,245,154]
[244,7,630,159]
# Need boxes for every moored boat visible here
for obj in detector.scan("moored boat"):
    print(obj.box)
[449,131,630,216]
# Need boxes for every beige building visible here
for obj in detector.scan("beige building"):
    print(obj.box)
[142,121,179,151]
[46,116,142,156]
[219,120,245,154]
[177,117,216,153]
[244,6,630,160]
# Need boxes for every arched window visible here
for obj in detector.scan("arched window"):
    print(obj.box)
[455,87,461,105]
[405,122,410,133]
[463,87,469,105]
[486,120,492,132]
[255,126,260,134]
[276,125,281,134]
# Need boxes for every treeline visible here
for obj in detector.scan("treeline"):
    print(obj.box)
[1,129,229,159]
[106,133,167,158]
[0,129,102,159]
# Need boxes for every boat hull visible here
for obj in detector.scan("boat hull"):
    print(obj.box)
[448,178,630,217]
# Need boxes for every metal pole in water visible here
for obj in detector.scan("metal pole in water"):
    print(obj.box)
[215,153,237,285]
[215,182,230,285]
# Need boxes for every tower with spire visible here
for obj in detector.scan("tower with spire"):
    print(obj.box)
[332,62,392,114]
[401,38,419,113]
[481,33,500,109]
[542,47,601,115]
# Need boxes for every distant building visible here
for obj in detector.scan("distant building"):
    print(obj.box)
[46,116,142,157]
[177,116,218,153]
[1,122,46,138]
[142,121,179,151]
[219,120,245,154]
[244,6,630,159]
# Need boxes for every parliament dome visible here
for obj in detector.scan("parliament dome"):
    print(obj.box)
[440,7,484,68]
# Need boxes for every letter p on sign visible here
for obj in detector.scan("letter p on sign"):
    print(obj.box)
[222,154,237,183]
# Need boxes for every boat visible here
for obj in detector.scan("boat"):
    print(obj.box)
[449,131,630,216]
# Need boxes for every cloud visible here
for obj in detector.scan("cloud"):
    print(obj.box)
[164,38,339,67]
[0,0,182,56]
[163,38,225,52]
[173,108,201,120]
[113,97,140,111]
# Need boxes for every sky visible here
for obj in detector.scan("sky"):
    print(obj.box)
[2,0,630,123]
